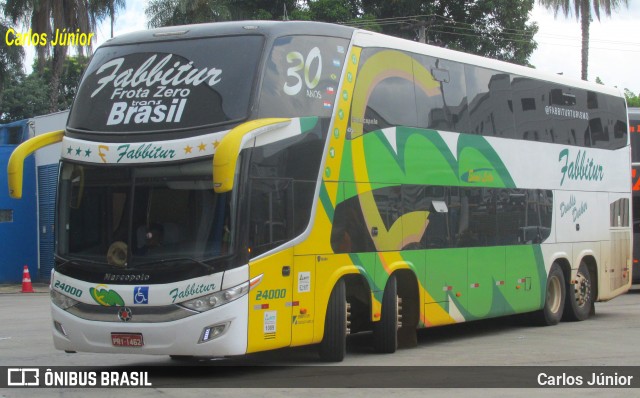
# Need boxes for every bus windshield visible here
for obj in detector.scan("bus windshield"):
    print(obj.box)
[67,35,264,134]
[57,160,232,267]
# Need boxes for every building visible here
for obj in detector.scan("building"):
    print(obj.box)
[0,111,67,283]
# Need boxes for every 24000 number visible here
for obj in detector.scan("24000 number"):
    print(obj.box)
[255,289,286,301]
[54,280,83,298]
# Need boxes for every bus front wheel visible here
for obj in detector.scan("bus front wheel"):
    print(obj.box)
[533,263,565,326]
[563,262,593,322]
[318,279,347,362]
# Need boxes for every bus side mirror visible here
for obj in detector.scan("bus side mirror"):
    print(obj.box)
[7,130,64,199]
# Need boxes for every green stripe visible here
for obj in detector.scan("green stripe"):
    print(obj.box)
[319,181,334,223]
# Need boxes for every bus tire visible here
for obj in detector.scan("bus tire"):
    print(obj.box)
[533,263,565,326]
[563,261,593,322]
[318,279,347,362]
[373,274,398,354]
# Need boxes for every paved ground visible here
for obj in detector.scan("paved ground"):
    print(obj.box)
[0,284,49,294]
[2,284,638,397]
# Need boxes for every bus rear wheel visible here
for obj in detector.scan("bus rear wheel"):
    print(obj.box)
[563,262,593,322]
[533,263,565,326]
[318,279,347,362]
[373,274,399,353]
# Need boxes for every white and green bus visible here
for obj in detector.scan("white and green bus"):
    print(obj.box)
[8,21,631,362]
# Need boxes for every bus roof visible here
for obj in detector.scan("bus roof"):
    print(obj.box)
[100,20,623,99]
[100,20,356,47]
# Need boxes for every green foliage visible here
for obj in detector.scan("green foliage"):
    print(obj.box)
[0,17,24,92]
[624,89,640,108]
[2,0,120,111]
[0,70,49,123]
[0,55,89,123]
[354,0,538,66]
[305,0,354,23]
[146,0,232,27]
[146,0,300,27]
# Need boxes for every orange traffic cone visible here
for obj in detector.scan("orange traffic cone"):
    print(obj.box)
[21,265,34,293]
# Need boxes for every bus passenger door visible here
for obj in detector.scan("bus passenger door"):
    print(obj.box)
[246,248,294,353]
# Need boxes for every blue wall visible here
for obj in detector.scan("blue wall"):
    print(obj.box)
[0,120,39,283]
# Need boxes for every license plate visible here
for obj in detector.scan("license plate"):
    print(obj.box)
[111,333,144,347]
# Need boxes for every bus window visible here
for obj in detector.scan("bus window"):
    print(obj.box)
[349,49,418,136]
[247,124,327,257]
[68,35,264,134]
[258,35,349,119]
[415,55,469,133]
[465,66,515,138]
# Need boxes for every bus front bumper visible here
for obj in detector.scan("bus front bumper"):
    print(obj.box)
[51,295,248,356]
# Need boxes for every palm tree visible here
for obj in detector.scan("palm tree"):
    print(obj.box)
[91,0,125,38]
[3,0,109,111]
[538,0,628,81]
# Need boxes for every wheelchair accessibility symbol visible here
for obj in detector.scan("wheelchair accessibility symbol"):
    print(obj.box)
[133,286,149,304]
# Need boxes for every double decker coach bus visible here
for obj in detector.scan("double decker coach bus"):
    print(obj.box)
[8,21,631,362]
[629,107,640,283]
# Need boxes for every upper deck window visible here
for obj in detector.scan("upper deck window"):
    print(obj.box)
[258,35,350,119]
[68,35,264,133]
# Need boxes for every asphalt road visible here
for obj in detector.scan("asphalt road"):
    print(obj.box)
[1,286,640,397]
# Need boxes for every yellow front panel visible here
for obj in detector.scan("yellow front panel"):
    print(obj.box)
[246,248,294,353]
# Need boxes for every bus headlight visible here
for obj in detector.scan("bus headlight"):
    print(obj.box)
[51,289,79,310]
[179,281,249,312]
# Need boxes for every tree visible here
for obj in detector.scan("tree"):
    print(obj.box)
[146,0,232,27]
[538,0,628,81]
[624,89,640,108]
[228,0,299,20]
[0,55,89,123]
[3,0,109,112]
[91,0,126,38]
[0,17,24,93]
[146,0,300,27]
[355,0,538,66]
[293,0,359,23]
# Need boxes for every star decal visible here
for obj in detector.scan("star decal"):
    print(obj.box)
[66,146,73,154]
[213,140,220,149]
[198,142,207,151]
[184,145,193,154]
[75,147,82,156]
[85,148,92,157]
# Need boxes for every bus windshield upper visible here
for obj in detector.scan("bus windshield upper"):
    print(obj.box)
[57,160,232,267]
[67,35,264,134]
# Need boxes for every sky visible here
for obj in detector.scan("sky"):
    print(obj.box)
[22,0,640,95]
